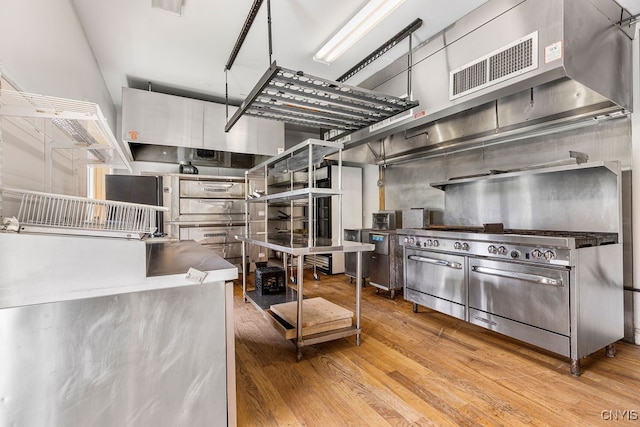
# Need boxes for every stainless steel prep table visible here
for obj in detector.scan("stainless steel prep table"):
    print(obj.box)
[0,232,238,426]
[236,234,373,361]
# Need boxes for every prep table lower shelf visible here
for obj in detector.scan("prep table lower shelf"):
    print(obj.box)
[237,235,373,361]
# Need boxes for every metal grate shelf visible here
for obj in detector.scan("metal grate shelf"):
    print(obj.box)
[225,62,419,141]
[3,188,168,239]
[0,89,132,171]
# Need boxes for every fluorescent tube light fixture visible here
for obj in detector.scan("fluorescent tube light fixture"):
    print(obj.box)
[152,0,184,16]
[313,0,406,64]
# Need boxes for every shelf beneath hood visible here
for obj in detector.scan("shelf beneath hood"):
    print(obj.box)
[430,160,620,190]
[0,89,132,171]
[224,61,419,141]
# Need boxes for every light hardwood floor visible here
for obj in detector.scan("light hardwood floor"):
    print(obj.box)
[233,271,640,426]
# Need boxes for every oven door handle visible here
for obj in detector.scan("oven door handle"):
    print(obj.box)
[471,266,563,287]
[408,255,462,270]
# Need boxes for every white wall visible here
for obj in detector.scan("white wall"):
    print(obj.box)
[0,0,116,210]
[0,0,115,126]
[631,24,640,345]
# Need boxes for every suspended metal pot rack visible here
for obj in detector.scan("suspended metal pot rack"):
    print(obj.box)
[225,61,419,141]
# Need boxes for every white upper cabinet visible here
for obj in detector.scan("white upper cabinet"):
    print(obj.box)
[122,87,284,155]
[122,88,204,148]
[203,103,284,156]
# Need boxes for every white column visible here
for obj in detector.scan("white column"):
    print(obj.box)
[0,71,3,219]
[631,24,640,345]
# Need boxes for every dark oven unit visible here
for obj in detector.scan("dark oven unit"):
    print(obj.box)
[399,226,622,376]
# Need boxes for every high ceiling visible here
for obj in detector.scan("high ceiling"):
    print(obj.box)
[71,0,639,112]
[71,0,489,109]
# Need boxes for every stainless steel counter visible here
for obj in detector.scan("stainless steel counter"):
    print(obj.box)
[234,233,374,256]
[0,231,239,426]
[0,232,238,309]
[146,239,236,276]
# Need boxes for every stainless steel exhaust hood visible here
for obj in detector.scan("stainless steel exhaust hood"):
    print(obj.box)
[339,0,635,162]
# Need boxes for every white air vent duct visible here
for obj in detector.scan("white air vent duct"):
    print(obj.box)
[450,31,538,99]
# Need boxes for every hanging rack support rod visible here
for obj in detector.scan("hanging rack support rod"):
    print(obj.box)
[225,0,264,71]
[267,0,273,65]
[336,18,422,83]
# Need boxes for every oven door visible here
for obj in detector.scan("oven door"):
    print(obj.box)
[179,180,244,199]
[404,248,466,320]
[468,258,570,336]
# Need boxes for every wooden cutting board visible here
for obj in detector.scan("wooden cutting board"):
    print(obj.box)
[270,297,353,328]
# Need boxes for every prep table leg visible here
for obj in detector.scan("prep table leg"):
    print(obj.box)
[241,241,247,303]
[296,254,304,362]
[355,251,362,346]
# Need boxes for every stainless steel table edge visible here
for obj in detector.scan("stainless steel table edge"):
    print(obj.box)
[235,234,373,361]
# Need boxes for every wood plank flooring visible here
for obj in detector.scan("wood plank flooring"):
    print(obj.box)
[233,271,640,426]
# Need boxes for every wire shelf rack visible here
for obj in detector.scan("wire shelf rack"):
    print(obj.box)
[3,188,168,239]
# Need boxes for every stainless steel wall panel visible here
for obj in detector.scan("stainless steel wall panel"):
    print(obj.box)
[441,166,620,232]
[0,281,233,426]
[383,117,630,215]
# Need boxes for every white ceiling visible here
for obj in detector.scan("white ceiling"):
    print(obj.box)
[71,0,489,109]
[71,0,639,111]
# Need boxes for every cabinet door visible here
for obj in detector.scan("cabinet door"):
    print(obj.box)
[203,103,284,155]
[122,88,204,148]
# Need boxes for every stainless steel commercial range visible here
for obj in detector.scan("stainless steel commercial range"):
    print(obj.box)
[398,161,623,376]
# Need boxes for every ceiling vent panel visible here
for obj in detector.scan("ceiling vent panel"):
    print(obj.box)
[450,31,538,100]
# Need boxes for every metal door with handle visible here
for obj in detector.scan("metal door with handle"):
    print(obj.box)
[468,258,570,336]
[180,181,244,199]
[405,248,466,304]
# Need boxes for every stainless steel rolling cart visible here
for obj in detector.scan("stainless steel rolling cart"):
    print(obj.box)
[236,139,373,361]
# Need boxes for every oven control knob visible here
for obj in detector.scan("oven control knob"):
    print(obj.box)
[426,239,433,246]
[531,249,542,259]
[498,246,507,255]
[461,243,470,251]
[511,250,521,259]
[544,250,556,261]
[404,237,410,244]
[432,240,440,247]
[488,245,497,254]
[454,242,462,250]
[415,240,421,247]
[409,237,415,245]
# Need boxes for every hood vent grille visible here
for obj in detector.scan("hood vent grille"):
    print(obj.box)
[451,31,538,99]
